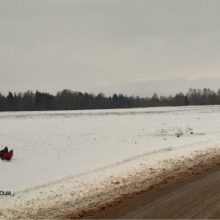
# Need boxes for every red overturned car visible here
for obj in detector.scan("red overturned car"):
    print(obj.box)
[0,147,13,160]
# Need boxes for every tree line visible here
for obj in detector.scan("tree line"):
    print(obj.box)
[0,88,220,111]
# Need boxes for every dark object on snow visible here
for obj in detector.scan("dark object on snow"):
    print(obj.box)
[2,150,13,160]
[0,147,8,159]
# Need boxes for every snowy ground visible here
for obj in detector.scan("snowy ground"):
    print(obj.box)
[1,105,220,217]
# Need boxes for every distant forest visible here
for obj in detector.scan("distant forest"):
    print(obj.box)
[0,88,220,111]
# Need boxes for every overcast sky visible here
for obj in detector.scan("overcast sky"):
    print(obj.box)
[1,0,220,97]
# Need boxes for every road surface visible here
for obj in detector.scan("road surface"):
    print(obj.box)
[91,166,220,219]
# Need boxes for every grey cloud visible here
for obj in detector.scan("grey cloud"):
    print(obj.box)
[0,0,220,95]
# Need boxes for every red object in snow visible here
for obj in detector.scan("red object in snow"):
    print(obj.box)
[2,150,13,160]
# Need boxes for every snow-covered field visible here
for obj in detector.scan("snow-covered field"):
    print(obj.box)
[1,105,220,217]
[1,105,220,191]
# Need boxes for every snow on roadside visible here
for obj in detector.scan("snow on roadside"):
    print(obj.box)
[1,145,220,219]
